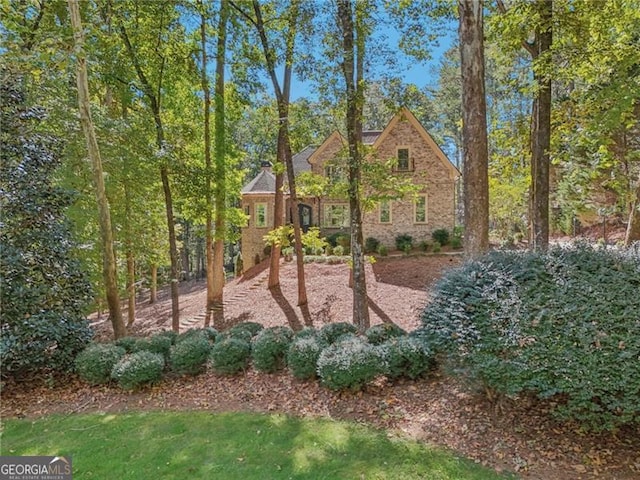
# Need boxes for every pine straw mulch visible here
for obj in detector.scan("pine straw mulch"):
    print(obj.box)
[2,255,639,479]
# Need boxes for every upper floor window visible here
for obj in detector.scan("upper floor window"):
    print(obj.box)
[255,203,267,228]
[397,148,410,171]
[325,164,346,183]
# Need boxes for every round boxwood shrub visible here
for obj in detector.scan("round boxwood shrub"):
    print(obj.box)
[364,237,380,254]
[295,327,318,339]
[177,327,218,344]
[111,351,165,390]
[209,338,251,375]
[378,336,434,380]
[319,322,358,345]
[75,343,126,385]
[365,324,407,345]
[252,326,294,373]
[317,336,384,391]
[132,334,172,360]
[287,335,324,380]
[157,330,178,345]
[431,228,450,246]
[170,335,212,375]
[395,234,413,251]
[418,244,640,431]
[114,336,138,353]
[230,321,264,337]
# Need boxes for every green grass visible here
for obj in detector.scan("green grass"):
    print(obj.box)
[1,412,512,479]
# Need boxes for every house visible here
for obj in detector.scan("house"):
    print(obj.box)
[240,107,460,266]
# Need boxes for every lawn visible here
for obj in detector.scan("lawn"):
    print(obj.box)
[1,411,511,479]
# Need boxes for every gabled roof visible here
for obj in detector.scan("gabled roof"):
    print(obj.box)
[292,145,316,175]
[241,169,276,194]
[307,130,345,166]
[372,107,460,179]
[362,130,382,145]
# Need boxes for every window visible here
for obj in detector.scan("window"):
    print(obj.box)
[325,165,346,183]
[255,203,267,228]
[414,195,427,223]
[324,204,349,228]
[379,200,392,224]
[244,205,250,226]
[397,148,410,171]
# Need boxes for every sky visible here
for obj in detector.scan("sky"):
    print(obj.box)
[288,20,458,101]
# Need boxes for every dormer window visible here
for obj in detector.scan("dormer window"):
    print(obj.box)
[397,148,410,171]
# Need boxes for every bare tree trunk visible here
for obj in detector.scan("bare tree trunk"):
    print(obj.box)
[459,0,489,259]
[150,264,158,304]
[338,0,369,332]
[530,0,552,251]
[212,0,230,324]
[200,5,215,326]
[68,0,125,339]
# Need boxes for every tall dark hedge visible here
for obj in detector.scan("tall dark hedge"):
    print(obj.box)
[418,244,640,430]
[0,70,93,380]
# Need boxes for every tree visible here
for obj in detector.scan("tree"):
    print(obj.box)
[0,68,93,379]
[68,0,125,338]
[231,0,308,305]
[116,0,182,332]
[212,0,230,323]
[459,0,489,258]
[496,0,552,250]
[337,0,370,331]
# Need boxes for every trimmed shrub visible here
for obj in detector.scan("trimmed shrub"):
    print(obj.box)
[395,234,413,252]
[170,335,211,375]
[111,351,164,390]
[377,244,388,256]
[451,235,463,249]
[177,327,217,344]
[209,338,251,375]
[418,244,640,431]
[287,335,325,380]
[319,322,358,345]
[295,327,318,339]
[365,324,407,345]
[327,232,350,248]
[75,343,126,385]
[333,245,344,256]
[252,326,294,373]
[432,241,441,253]
[317,336,384,391]
[157,330,178,345]
[418,240,432,252]
[132,334,172,360]
[230,321,264,337]
[378,337,434,380]
[364,237,380,254]
[115,336,138,353]
[431,228,450,246]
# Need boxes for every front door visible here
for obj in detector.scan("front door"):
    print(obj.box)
[299,204,312,233]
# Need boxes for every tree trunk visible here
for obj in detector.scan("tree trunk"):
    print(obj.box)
[150,264,158,304]
[212,0,230,324]
[126,249,135,327]
[200,5,215,326]
[338,0,370,332]
[529,0,552,251]
[251,0,307,305]
[68,0,126,339]
[625,177,640,245]
[459,0,490,259]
